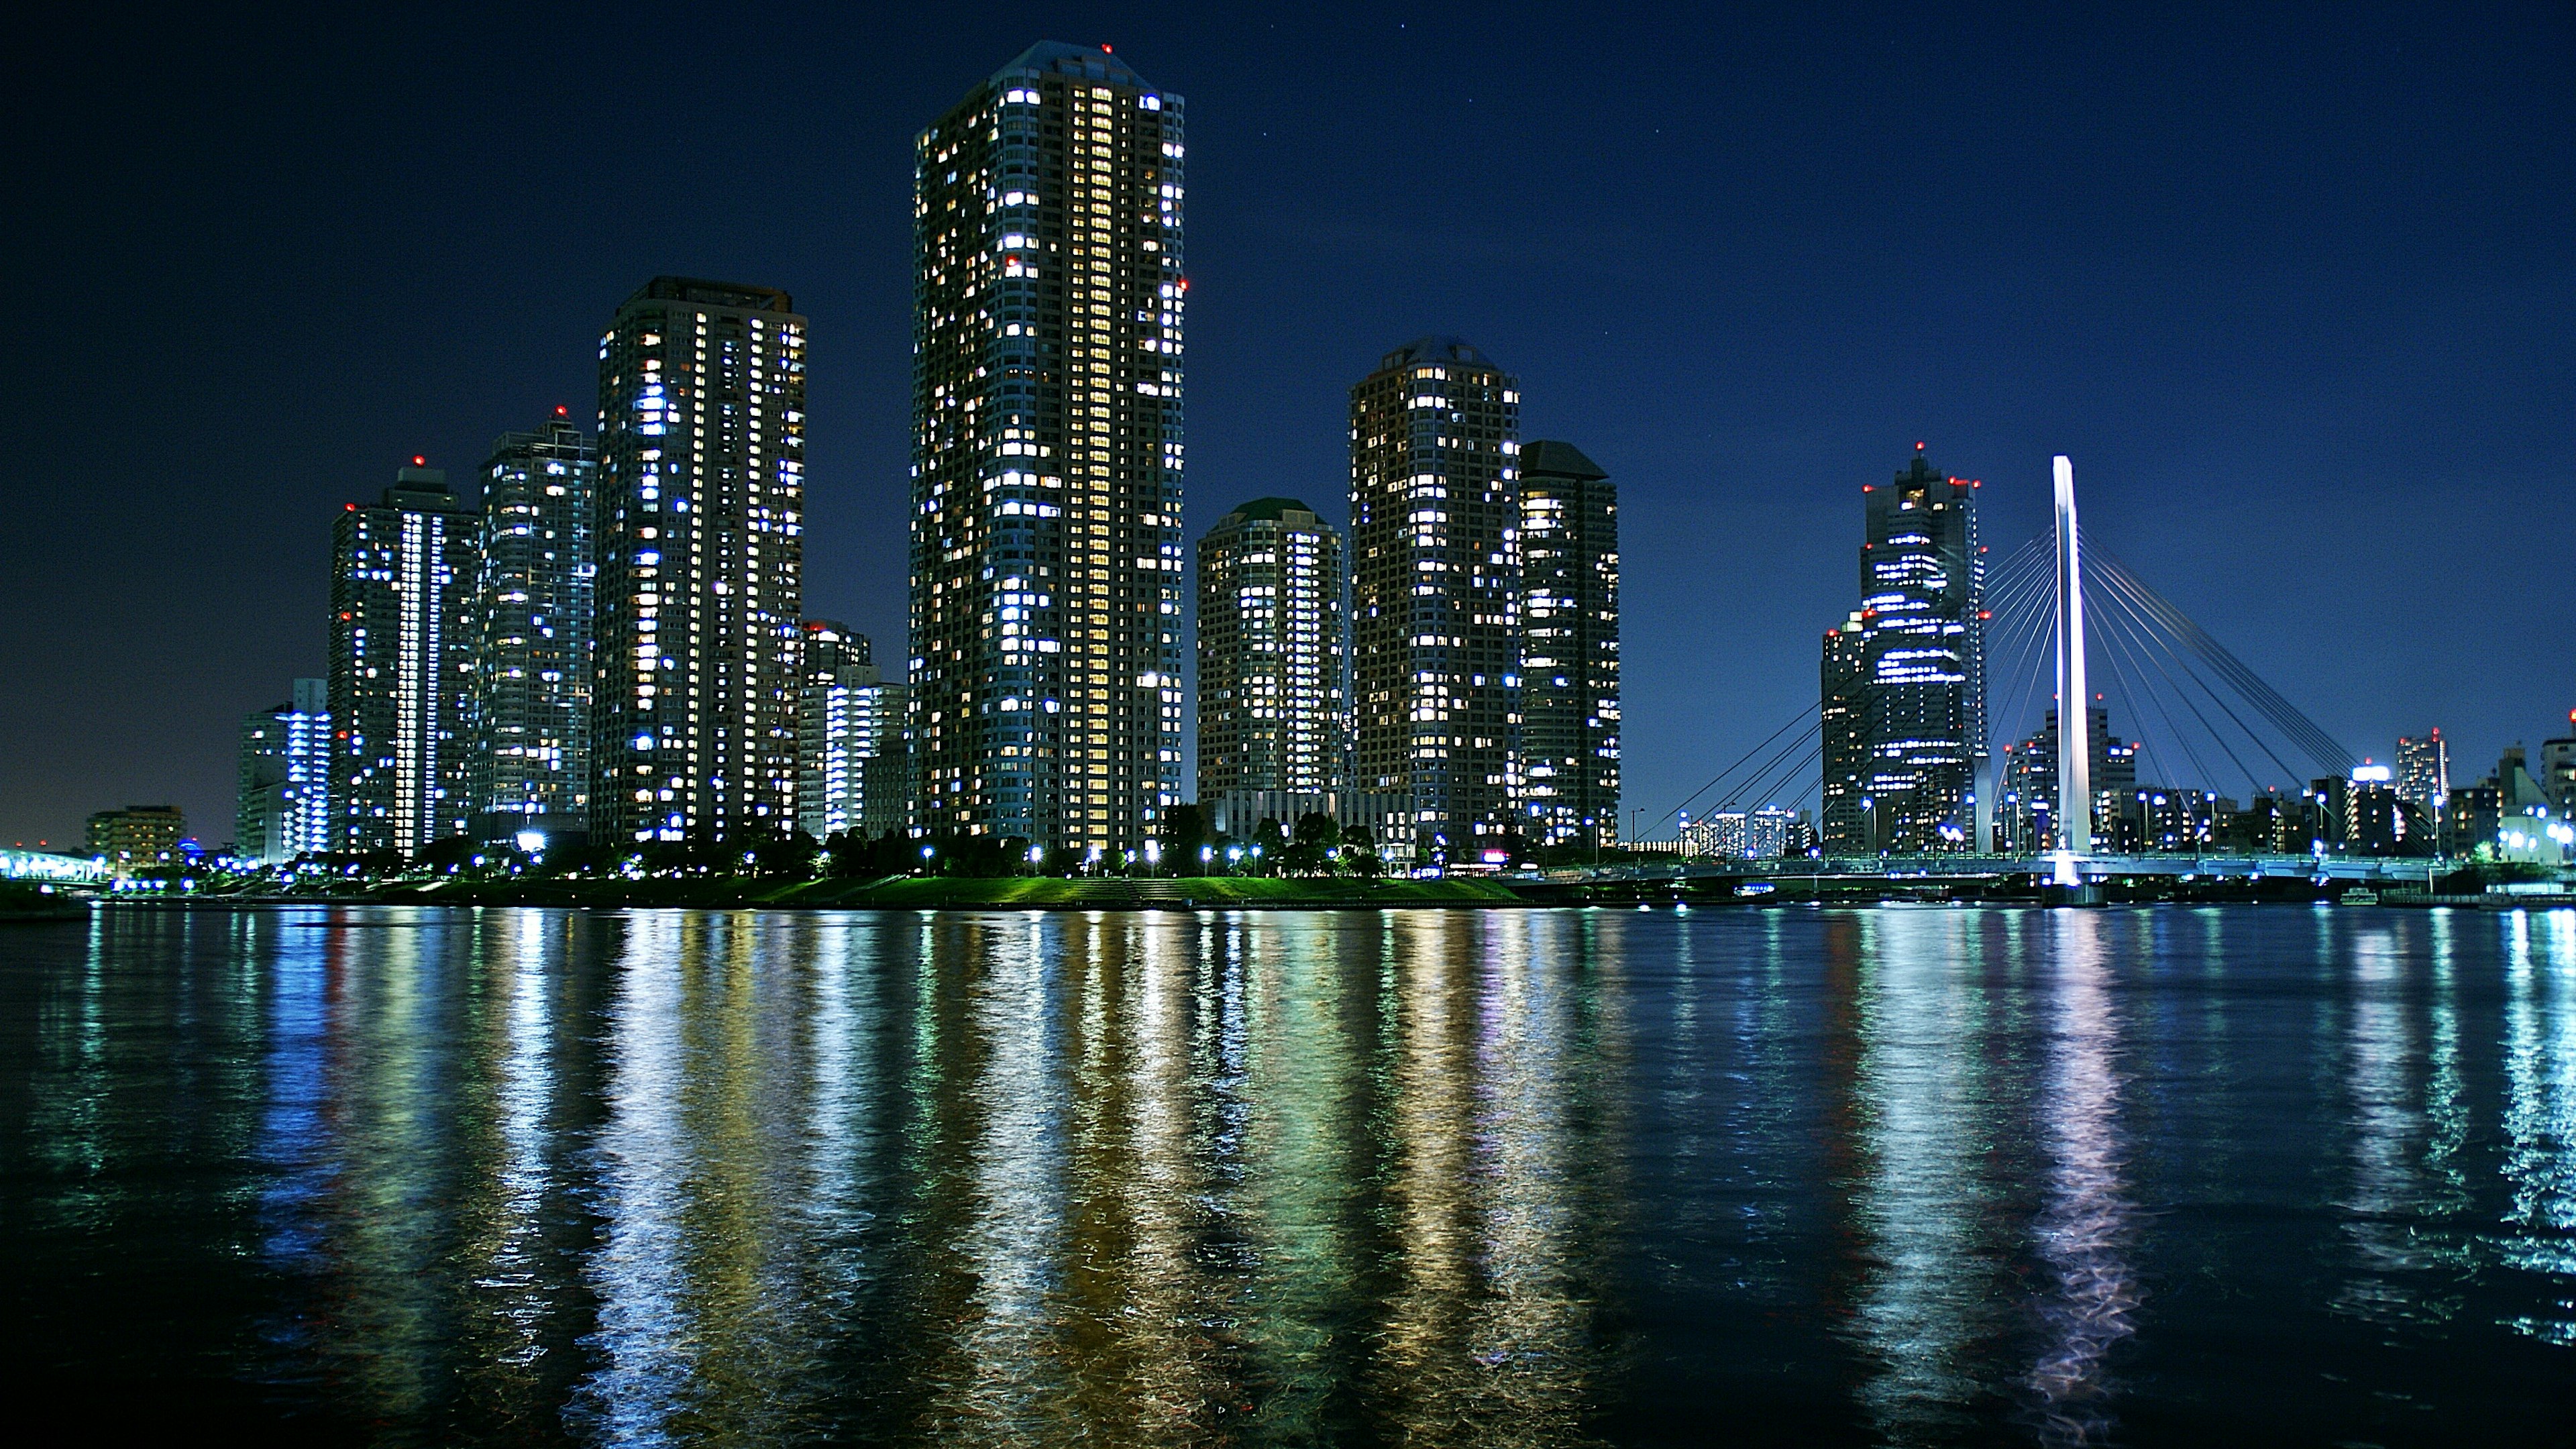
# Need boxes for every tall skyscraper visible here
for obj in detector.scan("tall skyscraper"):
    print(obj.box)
[237,678,330,863]
[471,409,596,840]
[1516,441,1619,849]
[796,621,908,842]
[591,278,807,846]
[1349,337,1521,865]
[1849,447,1983,851]
[1197,498,1344,804]
[1820,611,1871,851]
[2395,728,2449,814]
[910,42,1187,859]
[330,461,477,855]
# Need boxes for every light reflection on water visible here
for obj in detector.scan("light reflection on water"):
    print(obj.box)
[3,904,2575,1444]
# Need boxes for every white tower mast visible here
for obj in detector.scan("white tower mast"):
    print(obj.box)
[2053,455,2093,863]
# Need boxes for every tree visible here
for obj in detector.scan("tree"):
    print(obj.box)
[1250,817,1287,876]
[753,828,820,878]
[1339,823,1385,878]
[1160,803,1212,875]
[1280,812,1341,876]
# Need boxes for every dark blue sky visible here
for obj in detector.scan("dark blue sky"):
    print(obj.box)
[3,2,2568,847]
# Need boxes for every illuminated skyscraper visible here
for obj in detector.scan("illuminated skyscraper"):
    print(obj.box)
[1349,337,1521,864]
[1197,498,1343,802]
[237,678,330,863]
[1516,441,1619,849]
[2395,728,2449,814]
[796,621,908,842]
[591,277,807,845]
[1851,447,1983,851]
[1819,611,1870,851]
[470,409,596,840]
[330,461,477,855]
[910,42,1187,859]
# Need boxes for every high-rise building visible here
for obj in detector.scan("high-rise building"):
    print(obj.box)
[796,621,908,842]
[1516,441,1619,850]
[1349,337,1521,865]
[2001,704,2137,851]
[591,277,808,846]
[1820,610,1872,851]
[1847,447,1984,851]
[1748,805,1800,859]
[86,805,185,876]
[1682,812,1747,859]
[2395,729,2449,815]
[237,678,330,864]
[1197,497,1344,804]
[909,42,1187,860]
[330,461,477,855]
[471,409,596,841]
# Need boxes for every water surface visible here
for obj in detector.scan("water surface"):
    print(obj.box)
[1,904,2571,1444]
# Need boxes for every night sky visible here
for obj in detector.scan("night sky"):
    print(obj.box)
[3,3,2568,849]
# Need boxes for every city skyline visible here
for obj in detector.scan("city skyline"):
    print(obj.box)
[2,7,2569,846]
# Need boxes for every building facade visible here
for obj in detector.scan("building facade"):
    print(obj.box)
[2396,728,2449,815]
[86,806,186,877]
[1849,449,1984,851]
[1349,337,1521,865]
[2543,713,2576,813]
[471,410,596,841]
[910,42,1187,859]
[1819,611,1871,851]
[330,462,478,855]
[1999,704,2137,851]
[1516,441,1619,850]
[237,678,331,864]
[796,621,909,843]
[590,277,807,846]
[1197,497,1343,803]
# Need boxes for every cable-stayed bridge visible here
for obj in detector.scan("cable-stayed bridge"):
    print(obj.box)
[1644,455,2396,892]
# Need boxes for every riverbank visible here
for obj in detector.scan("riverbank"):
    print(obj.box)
[322,874,1532,911]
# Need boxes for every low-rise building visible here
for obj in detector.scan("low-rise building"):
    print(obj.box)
[86,806,186,876]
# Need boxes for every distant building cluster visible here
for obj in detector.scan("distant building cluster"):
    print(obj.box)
[56,41,2560,881]
[126,42,1619,877]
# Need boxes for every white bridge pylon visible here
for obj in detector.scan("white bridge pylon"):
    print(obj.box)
[2051,454,2091,883]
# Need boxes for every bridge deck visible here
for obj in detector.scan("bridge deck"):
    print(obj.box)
[1574,854,2463,885]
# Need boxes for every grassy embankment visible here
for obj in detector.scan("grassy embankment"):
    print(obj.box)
[368,873,1527,910]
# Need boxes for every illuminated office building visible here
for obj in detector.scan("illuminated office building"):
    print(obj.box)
[1835,447,1984,852]
[910,42,1187,859]
[1197,497,1343,802]
[330,460,477,855]
[470,409,596,840]
[1516,441,1619,849]
[591,277,807,845]
[2395,729,2449,814]
[1349,337,1521,863]
[797,621,909,842]
[1819,611,1870,850]
[237,678,330,863]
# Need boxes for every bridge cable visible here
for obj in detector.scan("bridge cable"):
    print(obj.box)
[2086,559,2293,794]
[1658,701,1819,826]
[1719,714,1825,812]
[2082,537,2355,774]
[2085,548,2318,788]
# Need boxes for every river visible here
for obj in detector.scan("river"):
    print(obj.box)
[1,904,2569,1444]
